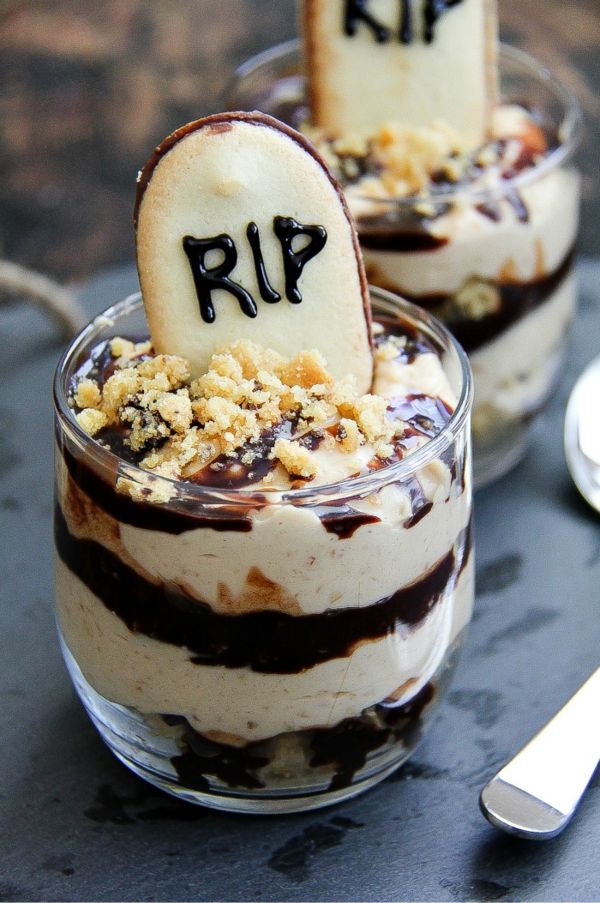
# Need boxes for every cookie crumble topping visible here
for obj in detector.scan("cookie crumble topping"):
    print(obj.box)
[73,337,407,485]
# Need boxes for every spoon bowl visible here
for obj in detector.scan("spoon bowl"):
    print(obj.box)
[564,355,600,513]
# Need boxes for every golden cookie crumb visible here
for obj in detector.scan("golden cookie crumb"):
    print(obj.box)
[337,418,362,453]
[273,439,318,480]
[375,337,406,362]
[110,337,136,359]
[376,443,394,460]
[76,408,108,436]
[75,378,101,410]
[137,354,190,388]
[277,350,332,390]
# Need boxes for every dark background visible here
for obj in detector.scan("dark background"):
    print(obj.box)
[0,0,598,285]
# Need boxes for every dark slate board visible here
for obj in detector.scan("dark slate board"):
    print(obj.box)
[1,260,598,902]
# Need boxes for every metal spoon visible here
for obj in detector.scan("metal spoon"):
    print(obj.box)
[480,362,600,839]
[480,667,600,839]
[564,354,600,513]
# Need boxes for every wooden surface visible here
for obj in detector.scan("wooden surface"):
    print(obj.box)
[0,0,598,283]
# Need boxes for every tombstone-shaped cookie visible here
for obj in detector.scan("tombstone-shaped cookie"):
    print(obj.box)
[135,112,373,391]
[302,0,498,150]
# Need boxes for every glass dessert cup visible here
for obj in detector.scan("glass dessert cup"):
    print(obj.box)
[54,288,473,814]
[226,41,581,488]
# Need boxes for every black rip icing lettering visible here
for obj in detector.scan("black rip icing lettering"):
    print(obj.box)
[246,222,281,303]
[273,216,327,303]
[344,0,391,42]
[183,234,258,323]
[399,0,413,43]
[423,0,463,43]
[344,0,464,45]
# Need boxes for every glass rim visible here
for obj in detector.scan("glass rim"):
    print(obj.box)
[226,39,583,205]
[53,287,473,507]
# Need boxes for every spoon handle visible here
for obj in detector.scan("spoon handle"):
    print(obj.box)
[480,667,600,839]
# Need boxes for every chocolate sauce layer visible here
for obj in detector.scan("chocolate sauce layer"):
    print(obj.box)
[169,681,436,793]
[55,503,471,674]
[172,729,270,792]
[311,681,435,789]
[360,224,448,253]
[60,440,254,534]
[368,247,575,352]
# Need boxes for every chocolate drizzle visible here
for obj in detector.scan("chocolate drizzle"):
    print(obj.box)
[374,316,438,363]
[60,442,255,534]
[314,505,381,539]
[188,419,296,489]
[360,223,448,253]
[388,393,453,438]
[55,501,471,674]
[441,248,574,352]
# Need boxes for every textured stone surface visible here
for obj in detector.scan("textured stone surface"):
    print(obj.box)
[0,259,599,901]
[0,0,598,282]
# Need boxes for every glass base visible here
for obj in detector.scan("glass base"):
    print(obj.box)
[59,630,463,814]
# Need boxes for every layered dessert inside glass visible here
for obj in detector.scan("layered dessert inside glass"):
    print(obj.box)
[226,0,581,484]
[54,112,473,811]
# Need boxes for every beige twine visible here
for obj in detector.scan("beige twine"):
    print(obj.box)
[0,260,86,338]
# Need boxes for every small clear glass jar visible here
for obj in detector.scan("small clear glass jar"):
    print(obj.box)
[54,288,473,813]
[226,41,581,487]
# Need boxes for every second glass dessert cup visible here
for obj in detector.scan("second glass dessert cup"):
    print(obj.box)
[54,288,473,813]
[226,41,581,487]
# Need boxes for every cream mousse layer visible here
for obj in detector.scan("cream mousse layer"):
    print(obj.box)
[56,552,472,743]
[350,167,578,448]
[351,167,579,296]
[470,269,576,435]
[57,331,471,744]
[55,424,471,742]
